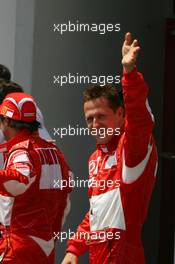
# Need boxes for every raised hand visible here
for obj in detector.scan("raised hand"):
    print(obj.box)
[122,32,140,73]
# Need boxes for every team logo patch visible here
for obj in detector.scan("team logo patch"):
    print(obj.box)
[1,106,14,118]
[89,160,96,174]
[1,106,8,115]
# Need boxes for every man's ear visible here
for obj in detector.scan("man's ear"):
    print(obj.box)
[116,106,125,117]
[3,117,10,127]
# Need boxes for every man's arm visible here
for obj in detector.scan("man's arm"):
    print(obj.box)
[61,212,90,264]
[0,149,36,196]
[121,33,156,183]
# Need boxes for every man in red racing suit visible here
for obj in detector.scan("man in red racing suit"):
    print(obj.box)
[62,32,158,264]
[0,92,72,263]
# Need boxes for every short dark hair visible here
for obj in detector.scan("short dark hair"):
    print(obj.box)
[83,84,124,112]
[0,80,24,104]
[0,116,41,133]
[0,64,11,81]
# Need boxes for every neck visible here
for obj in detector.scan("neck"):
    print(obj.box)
[4,128,21,141]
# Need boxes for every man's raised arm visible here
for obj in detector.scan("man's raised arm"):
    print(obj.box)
[121,32,156,183]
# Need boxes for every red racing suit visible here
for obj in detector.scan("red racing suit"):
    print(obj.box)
[66,68,158,264]
[0,129,72,263]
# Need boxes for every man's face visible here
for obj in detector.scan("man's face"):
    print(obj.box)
[84,96,125,144]
[0,118,11,140]
[0,118,6,133]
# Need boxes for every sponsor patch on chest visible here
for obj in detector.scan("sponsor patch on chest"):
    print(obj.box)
[89,152,117,175]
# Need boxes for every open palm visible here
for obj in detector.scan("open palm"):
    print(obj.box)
[122,32,140,72]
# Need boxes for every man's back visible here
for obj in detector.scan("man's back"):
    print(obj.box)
[0,130,71,263]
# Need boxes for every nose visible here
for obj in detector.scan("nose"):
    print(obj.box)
[92,117,100,129]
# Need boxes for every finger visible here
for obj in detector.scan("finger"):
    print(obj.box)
[131,39,139,47]
[133,47,140,55]
[124,32,132,45]
[130,48,140,60]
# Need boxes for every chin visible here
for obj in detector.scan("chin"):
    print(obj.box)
[96,135,113,145]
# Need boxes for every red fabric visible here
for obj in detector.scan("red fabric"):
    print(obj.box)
[0,92,36,122]
[0,129,72,263]
[0,232,55,264]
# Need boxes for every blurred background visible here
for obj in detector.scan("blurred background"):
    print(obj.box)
[0,0,174,263]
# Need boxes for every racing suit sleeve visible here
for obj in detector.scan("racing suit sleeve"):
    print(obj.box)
[0,149,36,196]
[52,147,73,234]
[66,212,90,257]
[122,67,155,183]
[61,194,71,227]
